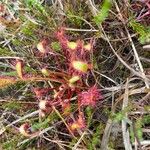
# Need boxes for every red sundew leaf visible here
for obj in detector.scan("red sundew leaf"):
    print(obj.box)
[38,100,51,111]
[78,86,103,107]
[19,123,31,137]
[69,60,92,78]
[67,41,78,50]
[0,4,5,12]
[56,27,65,37]
[61,99,71,115]
[19,123,40,137]
[33,87,54,98]
[72,61,89,73]
[41,68,50,76]
[55,28,68,49]
[84,43,92,51]
[0,76,17,88]
[37,39,49,54]
[68,76,80,85]
[69,113,86,131]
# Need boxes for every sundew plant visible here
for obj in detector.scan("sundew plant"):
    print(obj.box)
[0,0,150,150]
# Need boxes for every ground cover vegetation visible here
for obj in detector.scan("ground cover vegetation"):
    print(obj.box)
[0,0,150,149]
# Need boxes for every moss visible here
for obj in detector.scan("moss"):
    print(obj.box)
[12,39,22,47]
[25,0,48,16]
[0,48,15,56]
[65,2,88,28]
[2,135,22,150]
[112,105,132,122]
[21,21,38,38]
[24,66,37,75]
[143,115,150,124]
[87,123,104,149]
[85,106,93,126]
[2,101,21,110]
[135,118,143,140]
[144,105,150,111]
[129,19,150,44]
[0,81,26,98]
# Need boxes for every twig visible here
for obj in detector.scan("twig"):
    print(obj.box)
[121,79,132,150]
[143,45,150,49]
[65,28,98,32]
[0,56,24,60]
[133,140,150,146]
[100,119,113,150]
[72,131,86,150]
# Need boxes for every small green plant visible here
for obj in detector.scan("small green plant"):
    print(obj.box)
[112,106,132,122]
[135,118,143,141]
[87,124,104,149]
[129,19,150,44]
[94,0,111,25]
[130,115,150,143]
